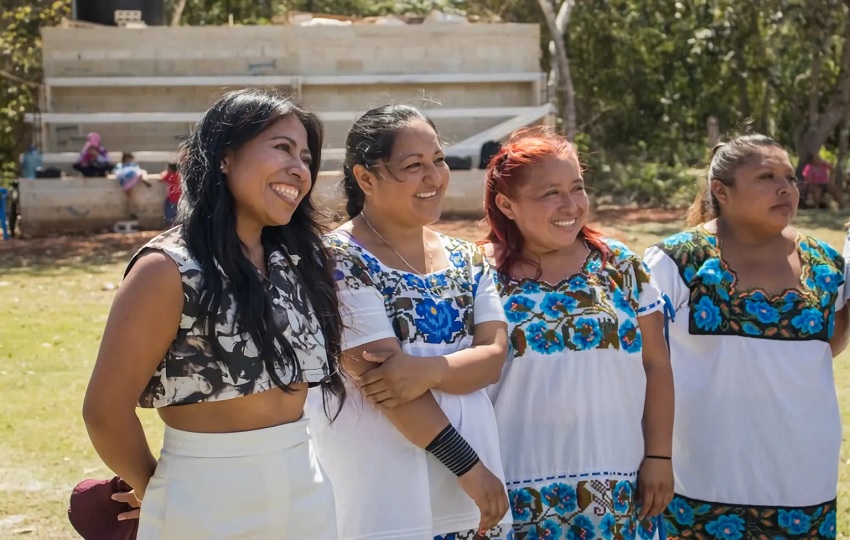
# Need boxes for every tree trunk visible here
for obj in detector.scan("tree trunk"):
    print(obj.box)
[798,23,850,162]
[170,0,188,26]
[808,49,823,126]
[537,0,576,139]
[835,107,850,188]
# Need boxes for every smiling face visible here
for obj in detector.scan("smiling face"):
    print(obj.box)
[222,114,313,232]
[357,117,450,227]
[495,154,588,255]
[713,145,799,233]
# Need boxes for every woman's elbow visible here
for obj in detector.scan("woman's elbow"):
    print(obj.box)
[485,342,508,384]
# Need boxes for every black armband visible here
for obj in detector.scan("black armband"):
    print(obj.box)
[425,424,480,477]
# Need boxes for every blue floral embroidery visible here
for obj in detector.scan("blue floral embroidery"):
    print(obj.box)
[618,319,642,353]
[813,264,841,293]
[527,320,566,354]
[656,229,843,341]
[449,250,466,268]
[414,298,462,343]
[667,496,695,526]
[599,513,616,540]
[509,488,534,522]
[528,518,563,540]
[361,253,382,274]
[693,296,722,331]
[704,514,745,540]
[540,292,578,318]
[505,295,536,324]
[519,280,541,294]
[612,289,635,316]
[403,273,426,289]
[586,257,603,273]
[567,274,589,292]
[540,482,578,515]
[612,481,632,513]
[791,308,824,335]
[777,509,812,535]
[566,514,595,540]
[819,509,837,538]
[573,317,603,350]
[744,299,780,324]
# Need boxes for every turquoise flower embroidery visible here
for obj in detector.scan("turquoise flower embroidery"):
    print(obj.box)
[541,292,578,318]
[527,321,566,354]
[683,266,696,283]
[663,231,694,247]
[791,308,824,335]
[742,322,761,335]
[778,509,812,535]
[637,518,657,540]
[528,518,563,540]
[566,514,595,540]
[586,257,603,273]
[540,482,577,515]
[668,496,695,526]
[698,258,733,286]
[704,515,745,540]
[693,296,722,331]
[813,264,841,293]
[505,295,536,323]
[819,509,837,538]
[414,298,462,343]
[599,513,616,540]
[567,274,589,292]
[744,299,779,324]
[612,481,632,513]
[613,289,636,316]
[508,488,534,522]
[618,319,642,353]
[519,280,541,294]
[573,317,603,350]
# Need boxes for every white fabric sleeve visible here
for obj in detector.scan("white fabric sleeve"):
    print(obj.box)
[635,258,664,317]
[337,281,397,351]
[644,245,689,312]
[473,265,507,326]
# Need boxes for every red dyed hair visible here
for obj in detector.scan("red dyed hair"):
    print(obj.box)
[481,128,609,278]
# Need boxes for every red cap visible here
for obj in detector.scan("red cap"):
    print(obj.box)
[68,477,139,540]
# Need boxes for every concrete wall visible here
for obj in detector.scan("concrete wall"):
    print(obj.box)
[39,24,542,161]
[41,25,540,77]
[18,169,489,235]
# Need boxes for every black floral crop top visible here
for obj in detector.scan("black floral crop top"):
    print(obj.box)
[127,227,332,408]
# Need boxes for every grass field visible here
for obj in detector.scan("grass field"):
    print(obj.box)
[2,208,850,538]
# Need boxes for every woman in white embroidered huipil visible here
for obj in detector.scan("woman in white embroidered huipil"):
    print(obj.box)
[645,135,848,539]
[306,105,512,540]
[481,130,675,540]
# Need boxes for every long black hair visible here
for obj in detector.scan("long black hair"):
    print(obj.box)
[178,88,344,417]
[342,104,437,218]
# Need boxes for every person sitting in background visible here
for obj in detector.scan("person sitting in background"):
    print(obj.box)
[114,153,149,220]
[160,163,181,226]
[802,152,835,209]
[20,145,43,179]
[73,133,113,177]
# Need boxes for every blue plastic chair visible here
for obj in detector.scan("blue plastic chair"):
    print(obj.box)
[0,187,8,240]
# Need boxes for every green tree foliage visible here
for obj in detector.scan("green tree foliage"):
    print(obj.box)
[0,0,69,185]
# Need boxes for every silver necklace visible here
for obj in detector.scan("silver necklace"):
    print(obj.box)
[360,211,433,274]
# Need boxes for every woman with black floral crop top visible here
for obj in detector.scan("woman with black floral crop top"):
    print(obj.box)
[82,89,344,538]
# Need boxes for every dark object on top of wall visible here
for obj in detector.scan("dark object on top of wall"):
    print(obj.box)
[445,156,473,171]
[73,0,166,26]
[479,141,502,169]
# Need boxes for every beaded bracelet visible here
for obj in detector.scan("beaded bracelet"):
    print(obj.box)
[426,425,480,477]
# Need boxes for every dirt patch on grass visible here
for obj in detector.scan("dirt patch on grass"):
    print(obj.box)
[1,208,688,269]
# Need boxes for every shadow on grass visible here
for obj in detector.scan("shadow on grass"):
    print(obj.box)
[794,209,850,230]
[0,230,161,275]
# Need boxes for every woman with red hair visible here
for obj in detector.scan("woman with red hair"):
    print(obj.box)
[481,130,674,539]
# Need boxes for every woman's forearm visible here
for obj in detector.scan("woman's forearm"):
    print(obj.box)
[382,391,452,448]
[642,360,674,457]
[429,342,505,395]
[84,412,157,497]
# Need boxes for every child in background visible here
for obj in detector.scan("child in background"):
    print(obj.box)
[160,162,181,226]
[114,152,149,220]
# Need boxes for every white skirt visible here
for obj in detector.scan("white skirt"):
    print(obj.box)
[138,417,337,539]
